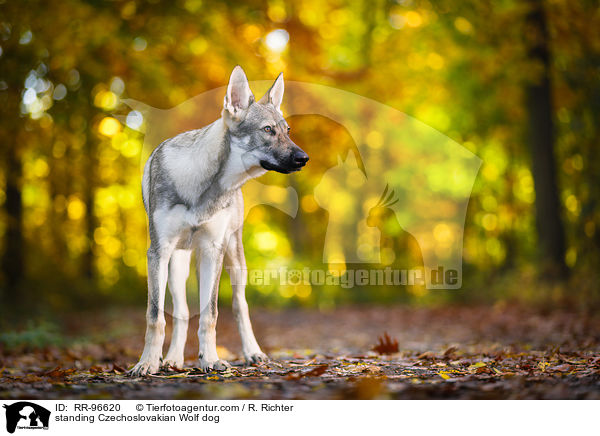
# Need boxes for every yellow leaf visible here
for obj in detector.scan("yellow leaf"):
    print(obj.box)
[221,369,235,378]
[468,362,486,370]
[538,361,550,372]
[148,371,190,379]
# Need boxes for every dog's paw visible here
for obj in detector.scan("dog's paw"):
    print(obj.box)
[245,352,269,366]
[128,359,160,377]
[161,358,184,371]
[199,358,231,373]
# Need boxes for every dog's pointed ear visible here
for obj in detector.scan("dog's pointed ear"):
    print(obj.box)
[224,66,254,116]
[259,72,284,112]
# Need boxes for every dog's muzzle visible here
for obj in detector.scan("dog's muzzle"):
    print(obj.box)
[260,150,309,174]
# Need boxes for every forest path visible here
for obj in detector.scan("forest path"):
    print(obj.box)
[1,306,599,399]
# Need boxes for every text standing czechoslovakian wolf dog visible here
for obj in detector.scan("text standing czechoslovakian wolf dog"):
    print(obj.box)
[129,66,309,376]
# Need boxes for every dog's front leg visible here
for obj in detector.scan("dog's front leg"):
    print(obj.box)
[196,243,230,372]
[162,248,192,370]
[130,243,173,376]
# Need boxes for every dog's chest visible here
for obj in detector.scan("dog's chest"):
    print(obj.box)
[162,147,224,203]
[189,188,235,225]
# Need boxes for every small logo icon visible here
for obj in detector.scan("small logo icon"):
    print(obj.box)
[3,402,50,433]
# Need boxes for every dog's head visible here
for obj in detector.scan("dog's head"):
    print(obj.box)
[222,66,309,174]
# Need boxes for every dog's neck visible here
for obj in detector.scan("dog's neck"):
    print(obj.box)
[218,125,267,192]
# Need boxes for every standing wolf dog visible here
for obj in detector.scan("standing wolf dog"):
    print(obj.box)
[130,66,309,376]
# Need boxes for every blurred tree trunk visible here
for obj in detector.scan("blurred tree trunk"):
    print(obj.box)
[361,0,376,66]
[524,0,567,279]
[501,149,518,272]
[2,140,24,290]
[83,129,97,280]
[0,28,26,298]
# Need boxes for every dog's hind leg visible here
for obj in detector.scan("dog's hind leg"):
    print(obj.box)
[130,241,175,376]
[225,227,268,365]
[162,248,192,370]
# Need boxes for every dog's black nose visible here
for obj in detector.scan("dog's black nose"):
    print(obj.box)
[293,151,309,166]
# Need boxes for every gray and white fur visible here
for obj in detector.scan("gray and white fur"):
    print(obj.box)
[129,66,309,376]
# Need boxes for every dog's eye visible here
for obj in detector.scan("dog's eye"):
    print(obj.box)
[263,126,272,133]
[287,127,291,134]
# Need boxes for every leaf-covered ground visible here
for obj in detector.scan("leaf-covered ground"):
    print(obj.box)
[1,305,600,399]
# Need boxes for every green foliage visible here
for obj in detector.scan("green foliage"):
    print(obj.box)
[0,321,63,351]
[0,0,598,311]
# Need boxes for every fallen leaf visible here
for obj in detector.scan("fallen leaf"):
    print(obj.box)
[166,365,188,373]
[468,362,487,371]
[372,332,399,355]
[221,369,235,378]
[417,351,436,360]
[363,365,382,374]
[443,347,458,357]
[285,364,329,380]
[550,364,573,372]
[305,364,329,377]
[111,363,126,374]
[150,373,190,379]
[43,366,75,379]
